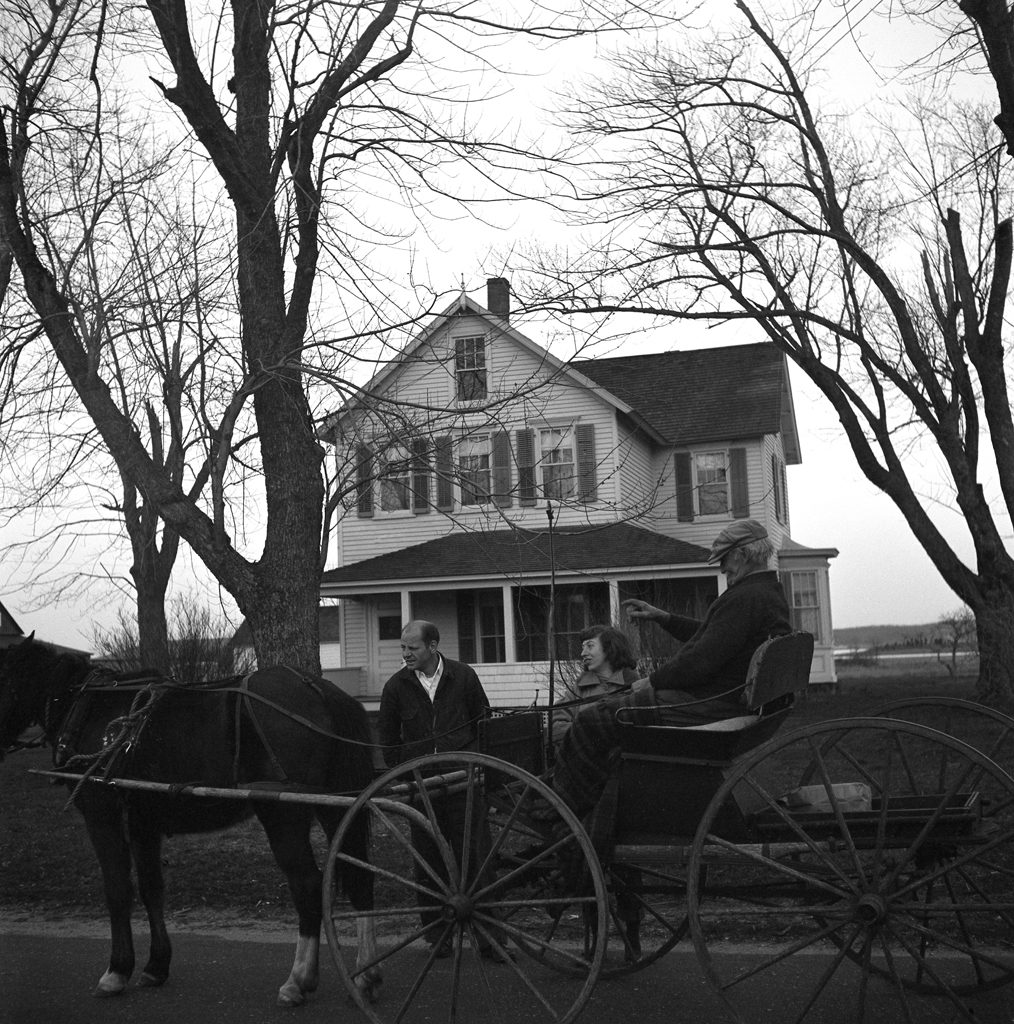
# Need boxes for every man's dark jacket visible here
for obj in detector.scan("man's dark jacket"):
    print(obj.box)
[648,570,792,709]
[377,657,490,768]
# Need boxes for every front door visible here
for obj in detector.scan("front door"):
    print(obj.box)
[369,596,405,691]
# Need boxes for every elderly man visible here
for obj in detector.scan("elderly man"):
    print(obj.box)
[549,519,792,818]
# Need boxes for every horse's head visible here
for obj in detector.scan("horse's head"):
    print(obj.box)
[0,633,88,755]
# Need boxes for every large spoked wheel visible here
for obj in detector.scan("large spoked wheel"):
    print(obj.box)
[323,752,607,1024]
[687,718,1014,1024]
[864,698,1014,821]
[513,854,691,978]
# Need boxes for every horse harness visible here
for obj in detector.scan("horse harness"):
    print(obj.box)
[50,666,358,792]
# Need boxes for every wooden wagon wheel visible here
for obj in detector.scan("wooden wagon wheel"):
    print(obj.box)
[864,697,1014,821]
[687,718,1014,1024]
[509,852,692,979]
[323,751,607,1024]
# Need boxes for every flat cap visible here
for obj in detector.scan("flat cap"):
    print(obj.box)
[707,519,769,564]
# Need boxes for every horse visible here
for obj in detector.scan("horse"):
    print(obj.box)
[0,635,381,1007]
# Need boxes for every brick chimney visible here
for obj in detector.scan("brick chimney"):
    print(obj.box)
[486,277,510,320]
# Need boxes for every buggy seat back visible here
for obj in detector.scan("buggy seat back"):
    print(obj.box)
[610,631,815,845]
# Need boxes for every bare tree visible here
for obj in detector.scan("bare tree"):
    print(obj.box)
[934,606,978,679]
[519,2,1014,707]
[0,0,671,674]
[93,597,252,680]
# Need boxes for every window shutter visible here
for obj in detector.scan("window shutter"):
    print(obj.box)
[356,444,374,518]
[780,459,788,524]
[491,431,513,508]
[516,428,537,506]
[675,452,694,522]
[576,423,598,503]
[457,592,476,664]
[435,434,454,511]
[412,438,430,515]
[771,454,782,522]
[730,447,749,518]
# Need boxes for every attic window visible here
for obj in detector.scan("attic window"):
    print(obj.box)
[455,336,487,401]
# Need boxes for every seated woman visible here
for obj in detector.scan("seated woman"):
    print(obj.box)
[550,625,640,749]
[550,519,791,819]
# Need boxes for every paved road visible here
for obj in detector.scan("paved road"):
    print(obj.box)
[4,922,1014,1024]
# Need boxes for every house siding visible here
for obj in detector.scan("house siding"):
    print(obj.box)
[336,322,625,566]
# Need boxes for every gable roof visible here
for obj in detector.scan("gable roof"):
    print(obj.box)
[0,600,23,639]
[322,282,799,462]
[573,343,800,460]
[321,522,710,587]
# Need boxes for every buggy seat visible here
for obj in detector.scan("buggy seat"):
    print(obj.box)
[606,631,815,847]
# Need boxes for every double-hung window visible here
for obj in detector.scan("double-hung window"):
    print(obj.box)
[379,445,413,512]
[459,434,491,506]
[540,428,576,500]
[695,451,729,515]
[454,336,487,402]
[788,571,822,642]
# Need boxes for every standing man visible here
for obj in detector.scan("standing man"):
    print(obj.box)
[377,620,506,960]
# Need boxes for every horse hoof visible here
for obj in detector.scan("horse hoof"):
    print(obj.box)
[93,971,128,997]
[277,983,305,1007]
[138,971,167,987]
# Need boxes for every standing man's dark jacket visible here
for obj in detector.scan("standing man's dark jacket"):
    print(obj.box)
[377,657,490,768]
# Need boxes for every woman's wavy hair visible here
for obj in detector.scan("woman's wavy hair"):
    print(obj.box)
[579,624,637,671]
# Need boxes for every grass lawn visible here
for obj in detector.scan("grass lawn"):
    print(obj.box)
[0,668,990,926]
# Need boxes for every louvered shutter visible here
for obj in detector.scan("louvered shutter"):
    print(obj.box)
[435,435,454,511]
[516,428,537,506]
[730,447,749,518]
[356,444,374,518]
[491,431,513,508]
[675,452,694,522]
[412,438,430,515]
[771,454,782,521]
[576,423,597,503]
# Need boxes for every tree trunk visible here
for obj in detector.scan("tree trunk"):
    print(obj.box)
[972,579,1014,711]
[135,579,171,674]
[243,571,322,676]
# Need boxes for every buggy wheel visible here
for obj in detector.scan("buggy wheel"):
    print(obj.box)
[597,858,691,977]
[323,752,606,1024]
[864,698,1014,822]
[504,854,691,978]
[687,718,1014,1024]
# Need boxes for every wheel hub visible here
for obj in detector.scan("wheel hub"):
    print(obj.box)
[444,894,473,922]
[855,893,887,925]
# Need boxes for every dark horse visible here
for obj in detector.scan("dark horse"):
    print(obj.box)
[0,635,380,1006]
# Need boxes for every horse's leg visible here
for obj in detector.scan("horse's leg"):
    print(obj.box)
[130,827,172,986]
[318,807,381,1003]
[81,810,135,997]
[256,805,324,1007]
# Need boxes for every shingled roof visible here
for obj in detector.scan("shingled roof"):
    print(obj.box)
[321,522,710,587]
[574,343,791,450]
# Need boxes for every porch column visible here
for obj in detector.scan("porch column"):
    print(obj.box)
[608,580,621,626]
[502,584,517,662]
[400,590,412,625]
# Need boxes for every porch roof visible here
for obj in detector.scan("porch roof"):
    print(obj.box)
[321,523,710,587]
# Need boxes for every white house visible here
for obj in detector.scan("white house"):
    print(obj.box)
[319,279,837,707]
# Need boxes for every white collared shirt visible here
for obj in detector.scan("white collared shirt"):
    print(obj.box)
[415,655,444,702]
